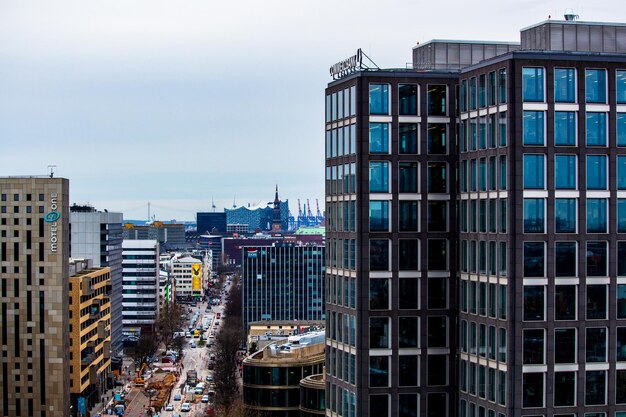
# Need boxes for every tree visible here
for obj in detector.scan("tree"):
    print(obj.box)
[155,302,186,349]
[213,326,242,410]
[131,333,158,368]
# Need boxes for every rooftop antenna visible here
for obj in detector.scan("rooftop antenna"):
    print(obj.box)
[47,165,56,178]
[211,197,216,212]
[233,195,236,209]
[564,8,579,21]
[148,201,151,222]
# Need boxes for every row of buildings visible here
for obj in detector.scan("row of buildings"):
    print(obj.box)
[324,15,626,417]
[0,179,221,416]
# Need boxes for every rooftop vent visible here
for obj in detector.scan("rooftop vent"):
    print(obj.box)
[564,9,579,21]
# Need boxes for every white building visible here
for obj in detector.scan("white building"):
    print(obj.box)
[122,240,159,340]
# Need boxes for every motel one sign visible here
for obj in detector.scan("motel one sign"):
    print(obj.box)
[44,193,61,253]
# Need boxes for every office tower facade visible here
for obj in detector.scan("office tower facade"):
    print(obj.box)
[241,243,325,332]
[169,255,203,301]
[122,222,186,250]
[68,260,111,414]
[325,17,626,417]
[197,212,227,235]
[121,240,159,341]
[0,177,70,417]
[70,206,124,355]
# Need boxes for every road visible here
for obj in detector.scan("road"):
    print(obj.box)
[157,278,230,417]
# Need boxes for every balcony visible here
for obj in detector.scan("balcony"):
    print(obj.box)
[97,322,109,339]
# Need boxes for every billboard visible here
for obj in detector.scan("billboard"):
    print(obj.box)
[192,264,202,291]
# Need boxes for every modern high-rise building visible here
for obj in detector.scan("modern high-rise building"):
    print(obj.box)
[325,17,626,417]
[241,243,325,332]
[123,222,186,250]
[70,205,124,355]
[197,212,227,235]
[0,176,70,417]
[121,240,159,341]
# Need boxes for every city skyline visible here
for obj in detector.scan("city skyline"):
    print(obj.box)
[2,1,625,219]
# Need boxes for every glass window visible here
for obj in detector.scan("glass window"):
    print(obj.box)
[587,285,607,320]
[523,111,545,145]
[427,355,447,386]
[524,198,545,233]
[586,328,607,362]
[399,394,418,417]
[499,156,507,189]
[350,85,356,116]
[555,68,576,102]
[325,94,331,123]
[586,112,607,146]
[369,201,389,232]
[428,239,447,271]
[523,329,545,364]
[427,201,447,232]
[586,69,607,103]
[369,162,389,193]
[399,201,418,232]
[370,279,389,310]
[619,113,626,146]
[587,241,608,277]
[470,77,477,110]
[427,162,447,193]
[555,242,577,277]
[399,239,418,271]
[619,200,626,233]
[523,372,544,407]
[587,155,607,190]
[460,79,467,113]
[498,68,507,103]
[555,328,576,363]
[370,239,389,271]
[523,154,545,189]
[619,156,626,189]
[499,111,507,146]
[369,123,389,153]
[399,84,417,115]
[399,317,418,348]
[369,356,389,387]
[338,90,344,119]
[369,317,391,349]
[488,71,496,106]
[398,355,418,387]
[399,278,418,308]
[399,124,418,154]
[427,124,447,154]
[620,243,626,278]
[618,371,626,405]
[399,162,418,193]
[427,85,446,116]
[555,285,576,320]
[369,394,389,416]
[523,67,544,102]
[554,372,576,407]
[587,198,607,233]
[479,158,487,191]
[555,155,576,189]
[555,111,577,145]
[428,317,447,347]
[369,84,389,114]
[618,327,626,361]
[524,285,545,321]
[555,198,577,233]
[479,74,486,108]
[585,370,606,405]
[618,70,626,104]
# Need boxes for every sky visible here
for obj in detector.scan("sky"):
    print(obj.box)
[1,0,625,221]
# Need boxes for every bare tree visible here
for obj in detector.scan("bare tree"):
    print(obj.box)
[156,302,186,349]
[130,333,158,368]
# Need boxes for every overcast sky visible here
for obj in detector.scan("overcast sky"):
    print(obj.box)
[1,0,624,221]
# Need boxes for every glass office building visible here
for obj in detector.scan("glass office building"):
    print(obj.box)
[326,17,626,417]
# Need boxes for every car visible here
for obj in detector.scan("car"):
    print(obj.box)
[173,393,182,401]
[201,394,209,403]
[181,402,191,412]
[165,404,174,411]
[185,332,191,338]
[190,342,196,348]
[205,374,213,382]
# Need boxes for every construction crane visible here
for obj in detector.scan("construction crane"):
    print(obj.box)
[316,199,324,224]
[306,199,315,225]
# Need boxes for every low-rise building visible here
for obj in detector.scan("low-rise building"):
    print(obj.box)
[243,331,325,417]
[68,260,112,414]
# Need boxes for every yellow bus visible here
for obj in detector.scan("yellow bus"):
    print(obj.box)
[194,330,200,338]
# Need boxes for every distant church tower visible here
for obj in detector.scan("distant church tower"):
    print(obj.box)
[271,185,282,234]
